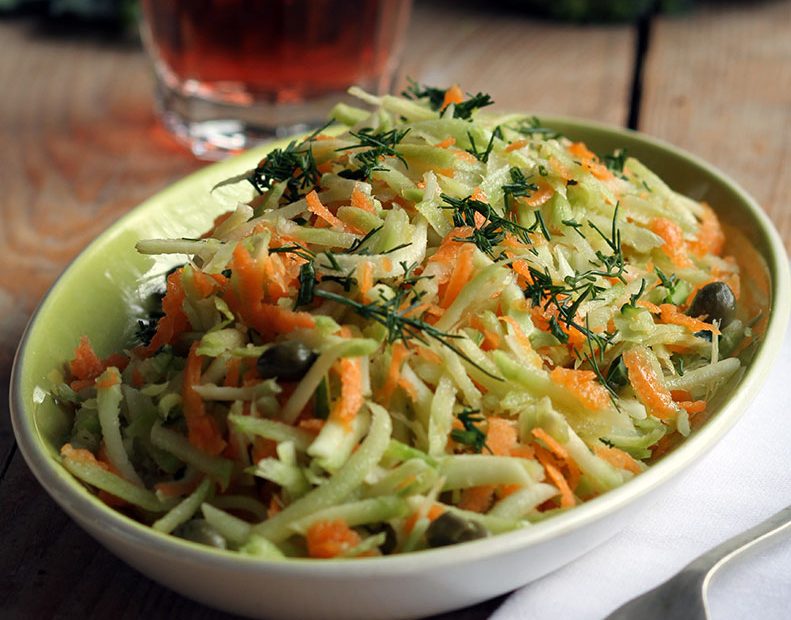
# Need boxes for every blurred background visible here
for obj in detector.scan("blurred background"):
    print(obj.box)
[0,0,788,617]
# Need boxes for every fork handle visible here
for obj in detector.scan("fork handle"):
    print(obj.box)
[689,504,791,575]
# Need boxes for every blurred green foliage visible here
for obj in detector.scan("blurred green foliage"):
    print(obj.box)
[0,0,137,24]
[502,0,695,22]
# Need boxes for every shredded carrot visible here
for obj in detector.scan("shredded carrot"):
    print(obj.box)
[544,463,575,508]
[622,347,677,420]
[594,445,641,474]
[498,315,528,344]
[521,181,554,208]
[471,186,488,203]
[440,243,475,308]
[96,369,121,389]
[455,150,478,164]
[435,136,456,149]
[376,343,409,405]
[144,268,190,355]
[505,139,528,152]
[688,203,725,257]
[357,260,374,303]
[329,356,364,426]
[511,259,534,287]
[306,519,362,559]
[131,367,144,388]
[68,336,104,382]
[650,218,692,268]
[567,142,613,181]
[441,84,464,109]
[458,485,495,513]
[224,357,241,388]
[225,245,316,337]
[660,303,720,335]
[549,367,610,410]
[182,342,227,456]
[531,427,569,461]
[679,400,707,414]
[350,186,377,214]
[549,156,573,181]
[487,417,517,456]
[68,337,129,389]
[469,316,500,351]
[510,443,536,459]
[306,190,345,230]
[497,484,522,499]
[670,389,693,402]
[637,299,661,314]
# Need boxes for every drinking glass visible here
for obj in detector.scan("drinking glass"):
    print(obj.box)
[140,0,412,160]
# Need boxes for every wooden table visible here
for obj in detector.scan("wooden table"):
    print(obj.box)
[1,1,788,617]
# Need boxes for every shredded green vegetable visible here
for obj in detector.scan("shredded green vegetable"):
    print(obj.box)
[51,82,760,559]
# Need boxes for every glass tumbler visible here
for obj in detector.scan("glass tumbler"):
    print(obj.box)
[140,0,412,160]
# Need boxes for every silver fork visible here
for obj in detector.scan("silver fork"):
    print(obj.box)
[604,504,791,619]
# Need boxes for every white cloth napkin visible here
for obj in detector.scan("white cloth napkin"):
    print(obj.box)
[494,318,791,620]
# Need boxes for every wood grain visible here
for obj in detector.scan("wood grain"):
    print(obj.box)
[638,0,791,250]
[398,1,635,124]
[0,21,202,400]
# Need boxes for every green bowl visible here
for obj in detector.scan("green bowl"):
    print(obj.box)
[10,118,791,620]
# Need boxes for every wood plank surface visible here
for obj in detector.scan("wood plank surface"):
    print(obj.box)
[638,0,791,250]
[0,21,203,452]
[399,1,635,124]
[0,3,636,618]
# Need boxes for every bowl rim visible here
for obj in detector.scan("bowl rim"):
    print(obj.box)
[9,115,791,578]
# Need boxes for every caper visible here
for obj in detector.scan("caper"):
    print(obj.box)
[174,519,227,549]
[425,512,489,548]
[364,522,397,555]
[257,341,317,381]
[688,281,736,327]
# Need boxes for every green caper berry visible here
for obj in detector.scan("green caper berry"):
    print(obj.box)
[425,512,488,548]
[688,281,736,327]
[257,341,317,381]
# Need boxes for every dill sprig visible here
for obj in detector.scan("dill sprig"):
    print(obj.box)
[521,204,628,394]
[452,92,494,120]
[313,263,502,380]
[336,127,410,179]
[579,315,619,404]
[347,225,384,254]
[585,203,626,283]
[247,126,330,202]
[466,126,502,163]
[655,267,681,303]
[401,80,494,119]
[502,167,550,241]
[441,193,532,259]
[602,148,628,176]
[562,218,587,239]
[401,78,446,110]
[450,409,488,453]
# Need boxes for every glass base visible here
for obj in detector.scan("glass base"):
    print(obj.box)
[154,78,346,160]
